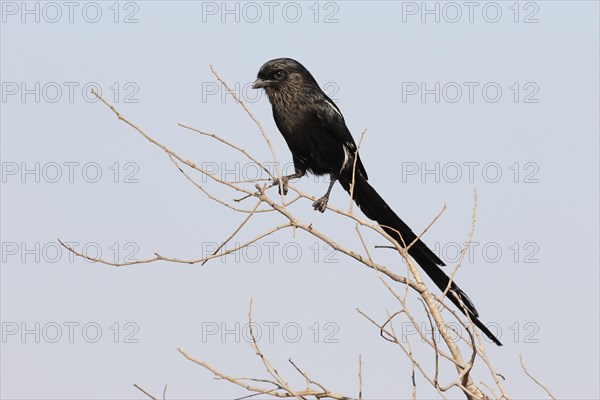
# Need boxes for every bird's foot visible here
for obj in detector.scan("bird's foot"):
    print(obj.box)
[272,176,289,195]
[312,195,329,213]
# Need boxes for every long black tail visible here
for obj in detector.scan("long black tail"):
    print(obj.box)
[339,173,502,346]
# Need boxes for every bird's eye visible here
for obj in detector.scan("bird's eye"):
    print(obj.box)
[274,70,285,80]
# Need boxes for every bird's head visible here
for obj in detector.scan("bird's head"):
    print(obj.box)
[252,58,319,93]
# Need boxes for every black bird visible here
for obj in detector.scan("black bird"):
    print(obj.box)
[253,58,502,346]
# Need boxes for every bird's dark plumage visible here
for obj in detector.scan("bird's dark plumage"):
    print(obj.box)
[253,57,501,346]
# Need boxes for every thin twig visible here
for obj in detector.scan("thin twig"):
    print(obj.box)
[520,354,556,400]
[348,128,367,213]
[178,122,272,178]
[209,65,285,205]
[133,384,157,400]
[440,189,478,306]
[59,222,291,267]
[358,355,363,400]
[202,198,263,266]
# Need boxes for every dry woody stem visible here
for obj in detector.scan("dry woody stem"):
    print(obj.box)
[66,70,554,400]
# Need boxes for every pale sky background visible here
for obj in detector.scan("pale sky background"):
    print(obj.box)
[1,1,599,399]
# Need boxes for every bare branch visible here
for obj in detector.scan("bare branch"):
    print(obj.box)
[520,354,556,400]
[59,222,291,267]
[201,198,263,266]
[73,66,532,400]
[348,128,367,213]
[440,190,478,306]
[209,65,285,205]
[178,122,272,178]
[133,384,157,400]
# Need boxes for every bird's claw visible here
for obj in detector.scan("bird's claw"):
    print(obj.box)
[272,176,289,195]
[312,195,329,213]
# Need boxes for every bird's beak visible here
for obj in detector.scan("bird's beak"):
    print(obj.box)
[252,78,271,89]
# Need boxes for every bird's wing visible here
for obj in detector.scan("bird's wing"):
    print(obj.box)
[316,97,369,179]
